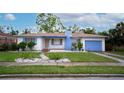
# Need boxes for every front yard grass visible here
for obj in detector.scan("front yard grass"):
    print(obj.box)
[46,52,116,62]
[108,52,124,56]
[0,52,40,62]
[0,65,124,74]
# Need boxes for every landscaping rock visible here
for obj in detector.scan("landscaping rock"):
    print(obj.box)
[15,58,35,63]
[40,54,49,60]
[48,60,56,63]
[60,58,71,63]
[23,59,33,63]
[15,58,24,63]
[56,60,63,63]
[33,58,41,62]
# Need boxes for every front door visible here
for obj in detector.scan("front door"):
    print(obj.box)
[45,39,49,49]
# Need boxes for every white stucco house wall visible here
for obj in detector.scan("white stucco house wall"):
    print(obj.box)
[16,31,106,52]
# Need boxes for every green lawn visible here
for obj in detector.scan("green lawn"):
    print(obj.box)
[46,52,116,62]
[0,52,40,62]
[0,65,124,74]
[109,52,124,56]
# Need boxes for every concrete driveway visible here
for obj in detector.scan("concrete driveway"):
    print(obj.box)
[93,52,124,63]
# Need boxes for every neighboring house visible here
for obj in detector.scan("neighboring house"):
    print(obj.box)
[16,31,106,52]
[0,33,16,44]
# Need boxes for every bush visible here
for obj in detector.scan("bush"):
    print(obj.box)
[0,43,11,51]
[11,43,18,51]
[105,44,113,51]
[27,41,36,50]
[77,39,83,51]
[115,47,124,52]
[72,43,77,51]
[0,44,4,51]
[18,42,27,51]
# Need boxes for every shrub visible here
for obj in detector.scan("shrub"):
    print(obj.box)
[0,44,4,51]
[2,43,10,51]
[115,47,124,52]
[105,44,113,51]
[11,43,18,51]
[77,39,83,51]
[18,42,27,51]
[72,43,77,51]
[27,41,36,50]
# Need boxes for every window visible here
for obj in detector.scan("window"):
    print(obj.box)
[51,38,63,45]
[24,38,36,43]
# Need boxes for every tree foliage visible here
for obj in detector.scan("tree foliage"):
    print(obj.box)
[27,41,36,50]
[0,26,4,33]
[99,22,124,51]
[23,28,31,34]
[68,24,80,32]
[36,13,65,32]
[9,26,19,35]
[84,27,96,34]
[18,42,27,51]
[77,39,83,51]
[97,31,109,36]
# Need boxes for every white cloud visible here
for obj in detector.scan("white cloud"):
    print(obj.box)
[4,13,16,20]
[55,13,124,31]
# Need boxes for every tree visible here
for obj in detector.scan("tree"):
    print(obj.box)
[68,24,80,32]
[84,27,96,34]
[18,42,27,51]
[103,22,124,51]
[0,26,4,33]
[116,22,124,36]
[23,28,31,34]
[36,13,65,32]
[27,41,36,50]
[97,31,109,36]
[9,27,19,35]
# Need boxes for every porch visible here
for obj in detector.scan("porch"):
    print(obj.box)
[42,37,65,52]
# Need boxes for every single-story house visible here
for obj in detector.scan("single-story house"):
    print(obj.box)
[16,31,106,52]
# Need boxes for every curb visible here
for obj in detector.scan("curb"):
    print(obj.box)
[0,74,124,78]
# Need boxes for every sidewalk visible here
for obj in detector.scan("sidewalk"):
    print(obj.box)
[104,52,124,58]
[0,62,124,66]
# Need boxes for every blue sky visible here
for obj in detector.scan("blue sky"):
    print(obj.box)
[0,13,124,32]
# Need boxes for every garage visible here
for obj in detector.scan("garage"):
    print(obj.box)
[85,40,102,51]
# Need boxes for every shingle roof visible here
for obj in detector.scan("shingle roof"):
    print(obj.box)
[16,32,106,38]
[0,33,15,38]
[72,32,106,37]
[16,32,65,37]
[0,35,6,38]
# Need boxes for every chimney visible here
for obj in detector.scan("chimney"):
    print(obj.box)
[65,30,72,37]
[65,30,72,50]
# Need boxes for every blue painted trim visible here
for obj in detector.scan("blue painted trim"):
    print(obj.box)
[65,31,72,50]
[42,36,66,38]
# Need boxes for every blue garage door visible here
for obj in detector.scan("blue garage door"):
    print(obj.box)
[85,40,102,51]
